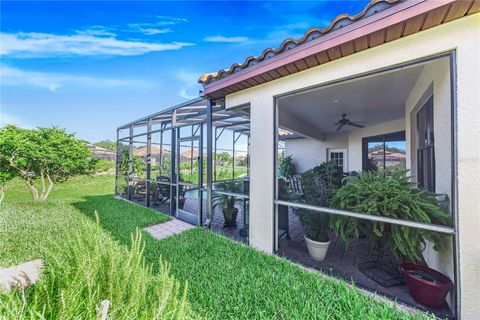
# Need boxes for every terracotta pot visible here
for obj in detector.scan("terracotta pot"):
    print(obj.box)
[400,262,453,309]
[304,236,330,261]
[222,207,238,228]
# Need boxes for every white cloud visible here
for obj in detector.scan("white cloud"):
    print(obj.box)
[154,15,189,24]
[124,16,188,35]
[136,27,172,35]
[203,35,249,43]
[1,65,156,91]
[175,70,201,100]
[0,31,194,58]
[124,23,172,35]
[0,111,34,129]
[76,25,117,37]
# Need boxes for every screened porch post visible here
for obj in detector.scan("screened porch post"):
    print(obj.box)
[128,124,133,200]
[145,118,152,207]
[232,130,235,179]
[159,124,163,174]
[115,128,120,196]
[170,126,176,216]
[206,99,213,226]
[214,127,217,182]
[190,125,194,177]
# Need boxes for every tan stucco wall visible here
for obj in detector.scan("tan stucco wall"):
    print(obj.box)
[284,117,405,173]
[405,58,455,307]
[284,134,348,173]
[226,14,479,318]
[247,94,275,253]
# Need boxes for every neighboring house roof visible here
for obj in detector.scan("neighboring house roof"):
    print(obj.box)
[181,149,200,159]
[133,146,171,157]
[180,150,210,160]
[199,0,480,98]
[369,150,406,160]
[87,144,116,160]
[87,144,115,155]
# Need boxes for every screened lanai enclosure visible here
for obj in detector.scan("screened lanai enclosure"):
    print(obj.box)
[274,55,457,318]
[115,98,251,242]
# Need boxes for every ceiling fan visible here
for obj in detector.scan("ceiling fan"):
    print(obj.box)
[334,114,365,131]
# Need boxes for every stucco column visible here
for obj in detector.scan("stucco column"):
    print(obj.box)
[248,96,275,253]
[456,32,480,319]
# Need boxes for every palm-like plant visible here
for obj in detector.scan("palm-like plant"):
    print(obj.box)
[279,155,296,179]
[213,180,244,227]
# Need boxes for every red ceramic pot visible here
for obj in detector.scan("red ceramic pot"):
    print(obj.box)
[400,262,453,309]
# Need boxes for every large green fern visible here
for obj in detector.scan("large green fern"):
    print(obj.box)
[329,169,451,262]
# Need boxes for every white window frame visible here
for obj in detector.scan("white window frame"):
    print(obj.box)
[327,148,348,172]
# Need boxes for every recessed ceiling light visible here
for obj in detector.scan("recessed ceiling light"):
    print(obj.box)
[333,99,339,103]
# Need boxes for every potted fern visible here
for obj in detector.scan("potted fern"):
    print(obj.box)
[329,169,453,308]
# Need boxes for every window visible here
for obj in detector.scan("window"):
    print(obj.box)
[362,131,406,172]
[416,96,435,192]
[327,148,347,172]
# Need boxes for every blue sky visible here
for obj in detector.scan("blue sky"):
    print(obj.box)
[1,1,369,142]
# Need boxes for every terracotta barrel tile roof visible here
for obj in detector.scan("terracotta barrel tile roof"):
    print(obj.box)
[198,0,480,98]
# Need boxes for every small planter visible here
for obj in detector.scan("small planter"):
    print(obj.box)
[223,207,238,228]
[178,197,185,209]
[401,262,453,309]
[304,236,330,261]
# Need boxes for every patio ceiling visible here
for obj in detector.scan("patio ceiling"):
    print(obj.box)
[278,61,427,139]
[200,0,480,99]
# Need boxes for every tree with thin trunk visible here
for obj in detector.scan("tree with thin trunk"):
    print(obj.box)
[0,125,97,202]
[0,171,15,204]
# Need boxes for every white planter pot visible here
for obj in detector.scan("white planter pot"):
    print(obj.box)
[304,236,330,261]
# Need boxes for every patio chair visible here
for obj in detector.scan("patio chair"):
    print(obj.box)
[156,176,171,203]
[278,179,290,240]
[130,178,147,202]
[288,175,304,197]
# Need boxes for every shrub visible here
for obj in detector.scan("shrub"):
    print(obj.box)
[0,125,97,202]
[329,169,451,262]
[94,159,115,172]
[0,220,192,319]
[118,148,145,176]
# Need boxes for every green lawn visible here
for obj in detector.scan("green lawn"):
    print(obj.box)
[0,176,189,319]
[1,175,424,319]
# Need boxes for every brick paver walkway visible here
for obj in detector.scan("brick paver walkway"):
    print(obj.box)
[144,219,195,240]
